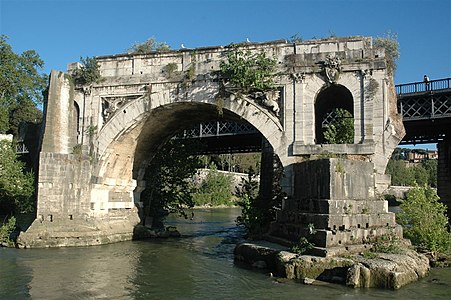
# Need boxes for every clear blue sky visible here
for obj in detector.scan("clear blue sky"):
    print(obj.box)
[1,0,450,149]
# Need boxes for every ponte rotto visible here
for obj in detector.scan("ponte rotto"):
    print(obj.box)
[18,37,405,255]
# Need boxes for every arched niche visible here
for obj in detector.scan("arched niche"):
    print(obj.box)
[315,84,354,144]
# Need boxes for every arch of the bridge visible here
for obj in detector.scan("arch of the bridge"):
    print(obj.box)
[94,84,287,186]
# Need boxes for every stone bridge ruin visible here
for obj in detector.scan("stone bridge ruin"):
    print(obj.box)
[18,37,405,256]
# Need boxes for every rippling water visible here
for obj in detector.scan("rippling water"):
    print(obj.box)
[1,208,450,299]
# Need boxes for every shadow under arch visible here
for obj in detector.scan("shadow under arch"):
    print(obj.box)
[315,84,354,144]
[95,91,287,182]
[132,101,259,180]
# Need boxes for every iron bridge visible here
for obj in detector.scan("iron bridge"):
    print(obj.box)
[397,77,451,145]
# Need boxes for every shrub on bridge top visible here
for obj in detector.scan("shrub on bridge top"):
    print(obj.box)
[374,32,400,75]
[72,56,102,86]
[396,185,450,255]
[127,37,171,54]
[219,44,277,94]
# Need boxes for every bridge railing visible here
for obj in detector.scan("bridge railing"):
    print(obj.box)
[16,142,29,154]
[396,78,451,95]
[177,120,258,139]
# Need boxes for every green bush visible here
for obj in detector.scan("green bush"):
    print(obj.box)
[235,169,265,235]
[219,44,277,94]
[72,56,101,85]
[0,140,35,214]
[397,186,450,254]
[192,165,233,206]
[0,216,16,247]
[323,108,354,144]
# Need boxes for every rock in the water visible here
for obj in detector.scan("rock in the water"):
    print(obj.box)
[252,260,267,269]
[234,242,430,290]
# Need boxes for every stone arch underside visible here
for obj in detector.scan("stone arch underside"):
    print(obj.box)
[93,83,288,205]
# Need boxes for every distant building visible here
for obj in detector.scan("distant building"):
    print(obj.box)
[408,149,438,162]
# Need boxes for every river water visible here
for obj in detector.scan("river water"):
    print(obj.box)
[1,208,450,299]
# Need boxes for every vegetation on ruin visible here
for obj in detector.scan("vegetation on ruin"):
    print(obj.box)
[396,186,450,255]
[219,44,277,94]
[128,37,171,54]
[72,56,102,85]
[323,108,354,144]
[374,32,400,75]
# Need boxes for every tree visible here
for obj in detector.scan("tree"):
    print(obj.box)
[397,186,450,254]
[9,97,42,137]
[128,37,171,54]
[0,140,35,214]
[421,159,437,187]
[192,164,233,206]
[0,35,47,134]
[385,159,414,186]
[141,139,202,228]
[323,108,354,144]
[235,167,263,235]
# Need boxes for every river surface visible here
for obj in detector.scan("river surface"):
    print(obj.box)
[1,208,450,299]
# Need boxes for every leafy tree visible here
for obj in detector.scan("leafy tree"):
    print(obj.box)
[0,35,47,134]
[141,139,202,228]
[411,165,429,186]
[72,56,101,85]
[219,44,277,94]
[235,167,264,235]
[9,97,42,137]
[323,108,354,144]
[0,140,35,214]
[128,37,171,54]
[397,186,450,254]
[374,32,400,75]
[385,159,414,186]
[421,159,437,187]
[0,216,17,247]
[192,164,233,206]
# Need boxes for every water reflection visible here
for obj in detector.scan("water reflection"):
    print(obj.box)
[1,208,450,299]
[20,243,140,299]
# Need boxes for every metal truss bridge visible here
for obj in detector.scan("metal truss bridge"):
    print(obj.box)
[179,77,451,152]
[397,77,451,145]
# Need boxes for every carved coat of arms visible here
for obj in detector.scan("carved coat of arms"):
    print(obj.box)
[324,54,341,84]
